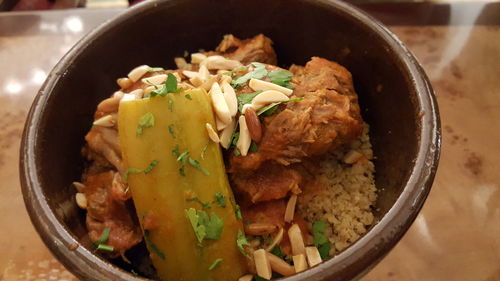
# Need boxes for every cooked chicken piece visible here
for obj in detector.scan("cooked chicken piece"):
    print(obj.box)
[213,34,277,65]
[231,162,301,203]
[85,127,123,172]
[84,171,142,257]
[231,57,363,170]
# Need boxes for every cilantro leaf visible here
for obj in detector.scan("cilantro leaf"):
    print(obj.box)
[144,230,166,260]
[188,157,210,176]
[256,97,304,117]
[234,204,242,220]
[270,245,285,260]
[223,67,247,76]
[168,124,176,139]
[185,208,224,243]
[230,62,268,88]
[96,244,114,252]
[186,197,211,210]
[236,91,262,112]
[151,73,182,97]
[96,227,111,245]
[136,112,155,136]
[124,160,158,182]
[172,144,180,157]
[249,142,259,152]
[208,258,223,270]
[236,229,250,257]
[185,208,206,243]
[143,160,159,174]
[177,151,190,176]
[312,221,331,259]
[214,192,226,208]
[267,69,293,87]
[184,94,192,100]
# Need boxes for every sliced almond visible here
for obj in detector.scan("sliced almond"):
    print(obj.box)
[242,103,258,114]
[113,91,124,99]
[267,252,295,277]
[244,108,262,143]
[343,150,364,164]
[245,223,277,236]
[141,74,167,85]
[238,275,253,281]
[237,115,251,156]
[221,81,238,117]
[254,249,272,280]
[220,74,232,84]
[288,224,306,256]
[144,85,156,95]
[190,76,204,87]
[72,182,86,192]
[216,117,227,131]
[217,69,229,75]
[198,65,210,82]
[292,254,308,273]
[305,246,322,267]
[128,65,149,82]
[120,93,137,103]
[174,57,187,69]
[220,118,236,149]
[249,78,294,96]
[209,82,232,124]
[252,90,289,106]
[191,53,207,64]
[129,89,144,99]
[200,75,218,91]
[75,193,87,209]
[265,227,284,252]
[284,194,298,223]
[202,55,242,70]
[205,123,220,143]
[116,77,132,89]
[93,114,115,127]
[182,70,199,79]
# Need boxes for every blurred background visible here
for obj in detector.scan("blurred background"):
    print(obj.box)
[0,0,488,11]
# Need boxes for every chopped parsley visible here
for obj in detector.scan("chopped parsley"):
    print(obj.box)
[184,94,192,100]
[150,73,182,97]
[186,197,211,210]
[124,160,159,182]
[234,204,242,220]
[223,67,247,76]
[312,221,331,259]
[144,230,166,260]
[267,69,294,88]
[185,208,224,243]
[96,227,111,245]
[231,62,268,88]
[270,245,285,260]
[177,151,190,176]
[257,97,304,116]
[236,91,262,112]
[208,258,223,270]
[168,124,176,139]
[200,143,209,160]
[172,144,180,157]
[188,157,210,176]
[136,112,155,136]
[236,229,250,257]
[249,142,259,152]
[148,67,165,72]
[214,192,226,208]
[96,244,114,252]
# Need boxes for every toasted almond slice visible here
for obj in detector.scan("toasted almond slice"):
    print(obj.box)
[220,74,232,84]
[343,150,364,164]
[128,65,149,82]
[129,89,144,99]
[249,78,294,96]
[242,103,260,114]
[198,65,210,81]
[144,86,156,95]
[73,182,86,192]
[220,118,236,149]
[284,194,298,223]
[245,223,277,236]
[202,55,243,70]
[190,76,203,87]
[216,117,227,131]
[288,224,306,256]
[182,70,199,79]
[172,72,182,83]
[191,53,207,64]
[254,249,272,280]
[120,93,137,103]
[267,252,295,277]
[238,275,253,281]
[210,83,232,124]
[200,75,218,91]
[141,74,167,85]
[265,227,284,252]
[292,254,308,273]
[116,77,132,89]
[93,115,115,127]
[305,246,322,267]
[174,57,187,69]
[205,123,220,143]
[252,90,289,107]
[221,81,238,116]
[237,115,251,156]
[113,91,124,99]
[75,193,87,209]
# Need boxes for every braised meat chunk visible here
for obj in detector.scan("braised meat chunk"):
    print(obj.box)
[215,34,277,65]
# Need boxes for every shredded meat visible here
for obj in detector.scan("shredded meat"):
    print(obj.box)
[214,34,277,65]
[231,57,363,171]
[84,171,142,257]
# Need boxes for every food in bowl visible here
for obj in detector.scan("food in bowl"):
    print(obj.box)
[73,34,377,281]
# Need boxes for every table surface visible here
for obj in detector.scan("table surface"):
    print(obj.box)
[1,2,499,281]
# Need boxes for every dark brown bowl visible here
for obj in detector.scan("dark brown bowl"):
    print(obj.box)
[20,0,440,280]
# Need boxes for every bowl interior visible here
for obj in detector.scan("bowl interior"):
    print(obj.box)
[22,0,437,280]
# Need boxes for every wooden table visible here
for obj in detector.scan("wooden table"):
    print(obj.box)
[1,2,499,280]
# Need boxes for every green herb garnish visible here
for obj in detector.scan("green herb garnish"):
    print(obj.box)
[231,62,268,88]
[257,97,304,116]
[143,160,159,174]
[200,143,209,160]
[188,157,210,176]
[208,258,223,270]
[96,227,111,245]
[168,124,176,139]
[267,69,293,88]
[185,208,224,243]
[234,204,242,220]
[136,112,155,136]
[186,197,211,210]
[168,99,174,112]
[125,160,159,182]
[144,230,166,260]
[214,192,226,208]
[236,91,262,112]
[236,229,250,257]
[177,151,190,176]
[249,142,259,152]
[151,73,182,97]
[184,94,192,100]
[270,245,285,260]
[223,67,247,76]
[312,221,331,259]
[172,144,180,157]
[96,244,114,252]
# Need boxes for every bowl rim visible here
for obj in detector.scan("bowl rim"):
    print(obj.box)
[20,0,441,280]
